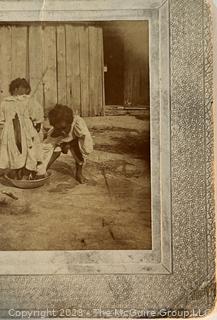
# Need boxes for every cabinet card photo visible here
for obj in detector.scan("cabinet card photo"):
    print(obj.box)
[0,0,215,319]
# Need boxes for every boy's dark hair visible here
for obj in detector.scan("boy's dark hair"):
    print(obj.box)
[9,78,31,95]
[48,104,74,127]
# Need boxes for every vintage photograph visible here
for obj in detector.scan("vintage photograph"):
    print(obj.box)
[0,21,151,250]
[0,0,215,318]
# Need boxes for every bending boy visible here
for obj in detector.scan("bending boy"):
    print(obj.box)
[38,104,93,183]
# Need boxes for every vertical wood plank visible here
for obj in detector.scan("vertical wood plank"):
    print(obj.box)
[79,26,89,117]
[29,25,44,106]
[144,21,150,106]
[89,26,98,116]
[89,26,105,116]
[65,25,81,113]
[99,27,105,115]
[42,26,58,113]
[11,26,28,79]
[56,25,67,105]
[65,25,73,109]
[0,26,12,102]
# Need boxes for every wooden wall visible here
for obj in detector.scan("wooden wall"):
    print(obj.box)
[0,24,105,116]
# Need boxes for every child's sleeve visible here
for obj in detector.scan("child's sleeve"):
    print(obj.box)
[73,116,93,155]
[73,117,89,138]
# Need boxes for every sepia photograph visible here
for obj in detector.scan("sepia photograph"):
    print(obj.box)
[0,21,151,251]
[0,0,215,318]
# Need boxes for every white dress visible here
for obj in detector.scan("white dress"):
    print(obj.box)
[0,95,43,171]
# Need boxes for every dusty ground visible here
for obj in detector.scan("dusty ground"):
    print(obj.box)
[0,114,151,250]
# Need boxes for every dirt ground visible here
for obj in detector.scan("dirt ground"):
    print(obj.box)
[0,114,151,250]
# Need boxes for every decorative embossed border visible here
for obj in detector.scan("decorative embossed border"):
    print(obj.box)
[0,0,215,317]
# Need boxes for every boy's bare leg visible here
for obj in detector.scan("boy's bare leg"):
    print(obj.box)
[75,162,87,184]
[69,139,87,184]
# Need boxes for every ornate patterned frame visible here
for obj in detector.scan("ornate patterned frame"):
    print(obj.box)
[0,0,215,317]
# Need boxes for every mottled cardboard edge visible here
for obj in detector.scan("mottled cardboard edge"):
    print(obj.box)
[204,0,216,311]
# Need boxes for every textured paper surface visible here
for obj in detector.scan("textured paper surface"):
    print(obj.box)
[0,0,215,318]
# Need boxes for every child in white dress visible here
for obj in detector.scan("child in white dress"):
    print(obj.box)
[0,78,44,179]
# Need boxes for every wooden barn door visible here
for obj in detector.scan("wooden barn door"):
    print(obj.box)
[0,24,105,117]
